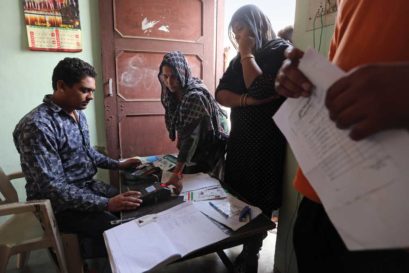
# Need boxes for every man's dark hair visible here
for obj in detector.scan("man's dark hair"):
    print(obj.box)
[52,57,97,91]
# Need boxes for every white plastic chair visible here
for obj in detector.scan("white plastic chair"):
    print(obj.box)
[0,167,68,272]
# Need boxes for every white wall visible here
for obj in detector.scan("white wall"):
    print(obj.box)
[273,1,335,272]
[0,0,106,198]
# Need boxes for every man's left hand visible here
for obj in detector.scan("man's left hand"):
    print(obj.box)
[119,157,142,169]
[325,63,409,141]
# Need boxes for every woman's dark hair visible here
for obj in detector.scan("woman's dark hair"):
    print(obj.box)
[228,4,276,51]
[52,57,97,91]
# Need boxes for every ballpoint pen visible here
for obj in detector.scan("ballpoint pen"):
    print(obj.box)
[209,201,229,218]
[111,214,158,226]
[136,215,157,227]
[110,217,137,225]
[239,206,252,222]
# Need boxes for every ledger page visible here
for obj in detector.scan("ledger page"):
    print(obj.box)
[157,202,229,255]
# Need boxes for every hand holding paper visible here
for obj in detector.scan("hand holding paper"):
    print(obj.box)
[273,48,409,250]
[325,64,409,140]
[275,47,314,98]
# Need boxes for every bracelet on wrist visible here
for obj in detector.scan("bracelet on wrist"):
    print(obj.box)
[240,93,248,107]
[240,54,255,63]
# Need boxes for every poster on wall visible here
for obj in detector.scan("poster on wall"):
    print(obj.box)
[23,0,82,52]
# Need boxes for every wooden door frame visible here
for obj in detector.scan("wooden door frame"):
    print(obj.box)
[99,0,225,186]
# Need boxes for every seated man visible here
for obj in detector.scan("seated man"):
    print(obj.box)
[13,57,142,258]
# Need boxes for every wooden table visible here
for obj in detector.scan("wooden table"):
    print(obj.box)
[120,174,275,273]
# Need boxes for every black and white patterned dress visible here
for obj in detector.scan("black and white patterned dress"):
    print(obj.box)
[216,39,289,216]
[159,51,228,171]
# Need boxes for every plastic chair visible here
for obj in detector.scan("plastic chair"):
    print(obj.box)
[0,167,69,272]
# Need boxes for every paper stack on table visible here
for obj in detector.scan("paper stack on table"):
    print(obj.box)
[169,173,261,230]
[180,173,221,192]
[176,173,227,201]
[193,194,262,231]
[183,186,227,201]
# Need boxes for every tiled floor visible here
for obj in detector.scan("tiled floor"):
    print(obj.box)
[6,230,276,273]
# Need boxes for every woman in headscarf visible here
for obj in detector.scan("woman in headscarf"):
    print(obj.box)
[216,5,290,273]
[159,51,228,194]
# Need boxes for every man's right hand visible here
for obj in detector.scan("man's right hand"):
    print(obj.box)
[107,191,142,212]
[275,47,314,98]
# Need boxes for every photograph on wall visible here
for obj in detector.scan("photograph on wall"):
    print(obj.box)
[23,0,82,52]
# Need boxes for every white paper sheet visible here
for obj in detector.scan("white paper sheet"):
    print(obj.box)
[157,203,228,256]
[183,186,227,201]
[180,173,221,193]
[104,217,175,273]
[273,48,409,250]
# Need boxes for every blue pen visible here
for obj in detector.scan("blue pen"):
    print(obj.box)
[209,201,229,218]
[239,206,252,222]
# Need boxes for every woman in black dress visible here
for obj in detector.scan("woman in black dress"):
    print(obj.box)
[216,5,289,273]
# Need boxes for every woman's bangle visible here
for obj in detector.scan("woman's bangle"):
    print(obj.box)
[240,54,254,63]
[240,93,248,107]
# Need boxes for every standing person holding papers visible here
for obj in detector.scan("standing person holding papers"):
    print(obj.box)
[274,0,409,272]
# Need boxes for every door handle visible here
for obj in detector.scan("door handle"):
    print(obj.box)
[107,78,113,97]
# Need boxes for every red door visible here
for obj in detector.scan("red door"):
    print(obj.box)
[99,0,224,185]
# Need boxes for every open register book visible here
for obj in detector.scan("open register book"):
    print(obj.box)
[103,202,228,273]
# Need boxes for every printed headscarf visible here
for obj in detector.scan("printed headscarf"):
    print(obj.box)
[159,51,226,141]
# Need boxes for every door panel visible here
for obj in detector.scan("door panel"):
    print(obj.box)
[119,115,170,158]
[100,0,223,186]
[116,52,202,100]
[114,0,203,41]
[116,52,163,100]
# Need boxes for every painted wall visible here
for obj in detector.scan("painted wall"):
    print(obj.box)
[274,1,335,272]
[0,0,106,197]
